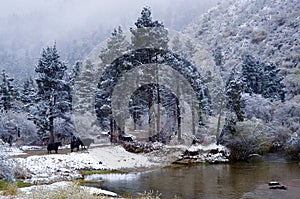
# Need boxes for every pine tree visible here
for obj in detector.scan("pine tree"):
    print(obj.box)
[225,70,245,122]
[100,26,130,64]
[20,77,35,112]
[262,62,285,101]
[130,6,169,49]
[32,44,71,143]
[0,70,17,113]
[242,55,285,101]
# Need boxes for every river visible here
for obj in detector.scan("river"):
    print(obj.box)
[85,154,300,199]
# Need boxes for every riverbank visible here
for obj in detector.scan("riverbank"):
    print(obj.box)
[0,142,230,198]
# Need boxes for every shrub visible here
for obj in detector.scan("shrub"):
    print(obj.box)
[219,118,275,161]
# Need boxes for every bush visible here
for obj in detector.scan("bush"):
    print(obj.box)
[284,132,300,160]
[0,155,15,182]
[219,118,275,161]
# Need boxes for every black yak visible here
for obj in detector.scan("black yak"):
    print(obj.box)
[47,142,62,154]
[71,137,84,152]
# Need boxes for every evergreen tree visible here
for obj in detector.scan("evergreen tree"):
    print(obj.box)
[262,62,285,101]
[225,70,245,121]
[100,26,130,64]
[31,44,71,143]
[20,77,35,112]
[242,55,285,101]
[0,70,17,113]
[130,6,169,49]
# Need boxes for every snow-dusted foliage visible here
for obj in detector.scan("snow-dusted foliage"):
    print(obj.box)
[241,55,285,101]
[0,70,18,113]
[183,0,300,159]
[99,26,130,65]
[0,154,15,182]
[242,93,273,122]
[0,111,37,146]
[130,6,169,49]
[31,44,72,142]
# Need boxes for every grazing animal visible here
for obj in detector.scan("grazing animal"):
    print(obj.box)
[47,142,62,154]
[81,138,94,149]
[118,134,134,142]
[71,137,84,152]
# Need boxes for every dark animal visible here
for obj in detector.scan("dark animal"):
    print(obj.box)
[81,138,94,149]
[149,132,171,144]
[71,137,84,152]
[118,134,134,142]
[47,142,62,154]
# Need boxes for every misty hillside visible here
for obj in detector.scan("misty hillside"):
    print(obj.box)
[184,0,300,100]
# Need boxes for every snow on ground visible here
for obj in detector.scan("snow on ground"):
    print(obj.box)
[12,145,159,184]
[0,145,25,156]
[0,181,119,199]
[1,141,229,185]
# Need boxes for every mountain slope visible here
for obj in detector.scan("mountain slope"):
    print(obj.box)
[184,0,300,99]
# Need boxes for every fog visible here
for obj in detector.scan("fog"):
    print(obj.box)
[0,0,219,79]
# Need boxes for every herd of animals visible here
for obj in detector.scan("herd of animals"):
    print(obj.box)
[46,137,94,154]
[1,131,174,154]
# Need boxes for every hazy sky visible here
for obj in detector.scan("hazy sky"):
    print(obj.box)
[0,0,219,79]
[0,0,219,31]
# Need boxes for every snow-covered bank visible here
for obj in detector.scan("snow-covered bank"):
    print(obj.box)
[174,143,230,164]
[1,142,230,185]
[13,145,159,184]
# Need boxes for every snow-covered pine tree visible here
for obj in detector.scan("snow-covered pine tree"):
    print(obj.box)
[242,55,285,101]
[128,7,169,136]
[20,77,36,112]
[32,44,71,143]
[100,26,130,65]
[262,62,285,101]
[130,6,169,49]
[242,55,262,95]
[225,70,245,122]
[0,70,17,113]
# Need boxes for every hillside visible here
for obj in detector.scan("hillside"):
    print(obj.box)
[184,0,300,100]
[182,0,300,158]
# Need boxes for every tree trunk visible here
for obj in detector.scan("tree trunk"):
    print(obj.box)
[191,100,195,135]
[176,97,181,141]
[156,86,161,134]
[148,86,154,137]
[49,96,55,144]
[133,111,137,130]
[216,102,224,145]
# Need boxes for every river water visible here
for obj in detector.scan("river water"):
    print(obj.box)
[85,155,300,199]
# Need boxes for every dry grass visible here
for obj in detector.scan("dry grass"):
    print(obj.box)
[19,182,110,199]
[2,183,18,196]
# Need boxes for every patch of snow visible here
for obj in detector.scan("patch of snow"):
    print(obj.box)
[17,181,119,197]
[0,146,26,156]
[19,145,43,151]
[83,186,118,197]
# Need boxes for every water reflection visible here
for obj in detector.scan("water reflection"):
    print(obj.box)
[85,158,300,199]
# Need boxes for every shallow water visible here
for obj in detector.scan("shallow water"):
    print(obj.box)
[85,155,300,199]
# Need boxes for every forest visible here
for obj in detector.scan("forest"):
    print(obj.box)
[0,0,300,198]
